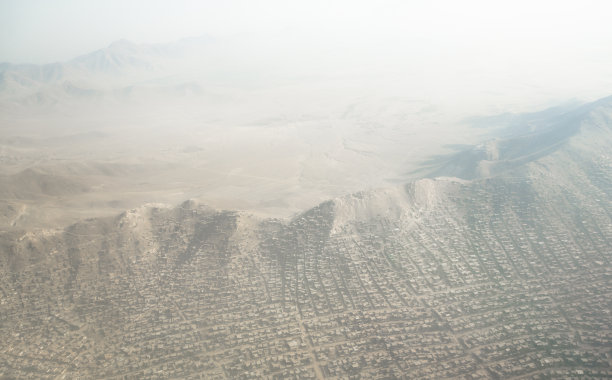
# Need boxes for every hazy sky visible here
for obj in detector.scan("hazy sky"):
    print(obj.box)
[2,0,612,112]
[2,0,612,64]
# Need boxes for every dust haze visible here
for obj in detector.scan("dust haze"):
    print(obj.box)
[2,1,611,230]
[3,2,612,379]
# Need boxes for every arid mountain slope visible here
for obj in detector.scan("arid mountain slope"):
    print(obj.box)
[1,97,611,378]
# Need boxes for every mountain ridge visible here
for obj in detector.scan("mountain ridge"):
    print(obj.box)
[418,94,612,180]
[1,96,612,378]
[0,37,217,105]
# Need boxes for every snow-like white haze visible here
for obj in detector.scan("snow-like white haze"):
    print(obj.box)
[1,0,612,227]
[3,0,612,105]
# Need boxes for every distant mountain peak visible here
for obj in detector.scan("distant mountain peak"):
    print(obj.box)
[105,39,141,55]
